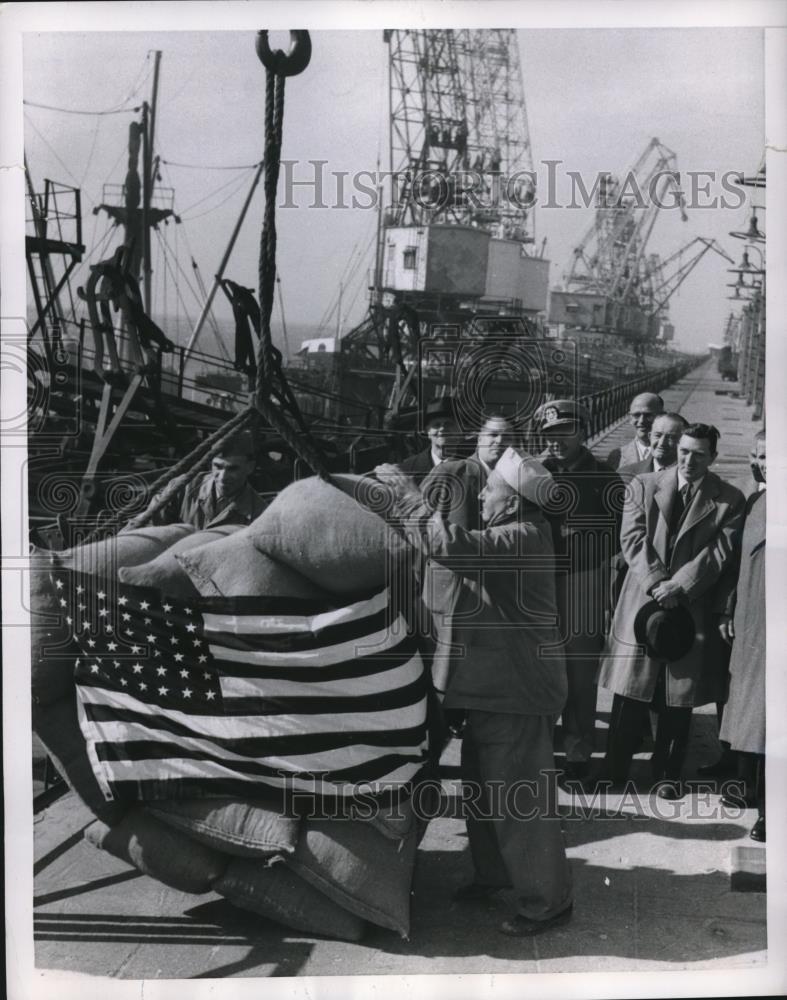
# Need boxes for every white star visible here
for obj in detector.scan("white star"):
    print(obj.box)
[55,579,64,590]
[124,629,134,636]
[182,688,192,698]
[105,625,113,633]
[153,649,162,658]
[143,617,152,625]
[184,607,193,616]
[185,623,197,633]
[97,590,106,600]
[205,690,216,700]
[87,638,96,648]
[77,603,86,612]
[203,670,211,679]
[121,612,131,621]
[118,596,128,606]
[113,660,120,669]
[162,602,172,613]
[146,634,156,643]
[120,678,128,687]
[169,636,179,646]
[58,597,67,607]
[158,685,169,696]
[192,639,202,647]
[139,681,147,691]
[76,585,84,594]
[198,655,208,664]
[107,641,117,651]
[65,616,72,625]
[90,663,99,674]
[173,653,184,663]
[82,620,91,630]
[98,608,108,617]
[132,663,143,674]
[131,645,141,654]
[156,666,167,677]
[179,668,189,679]
[139,600,150,611]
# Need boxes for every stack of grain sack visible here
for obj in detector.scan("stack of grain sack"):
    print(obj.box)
[31,476,429,942]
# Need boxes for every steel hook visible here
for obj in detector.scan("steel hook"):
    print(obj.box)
[256,30,312,77]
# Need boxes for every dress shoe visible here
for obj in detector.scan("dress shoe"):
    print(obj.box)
[749,816,766,842]
[499,904,573,937]
[654,781,685,800]
[697,755,737,779]
[453,883,506,902]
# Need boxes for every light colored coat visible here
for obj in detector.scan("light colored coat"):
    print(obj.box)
[607,437,643,471]
[719,491,766,753]
[598,467,745,707]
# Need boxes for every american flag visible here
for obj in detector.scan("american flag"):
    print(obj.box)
[52,570,429,802]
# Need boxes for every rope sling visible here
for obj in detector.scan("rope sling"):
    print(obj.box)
[86,31,327,541]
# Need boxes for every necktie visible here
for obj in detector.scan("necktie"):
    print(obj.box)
[667,484,692,561]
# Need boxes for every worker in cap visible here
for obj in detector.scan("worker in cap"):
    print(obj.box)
[365,454,572,937]
[535,398,623,784]
[154,429,268,530]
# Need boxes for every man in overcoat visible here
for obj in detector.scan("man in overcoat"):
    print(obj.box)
[418,413,515,698]
[606,392,664,469]
[718,430,766,840]
[374,448,572,937]
[598,423,745,797]
[536,399,622,781]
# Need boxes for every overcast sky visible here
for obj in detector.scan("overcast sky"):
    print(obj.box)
[22,26,764,353]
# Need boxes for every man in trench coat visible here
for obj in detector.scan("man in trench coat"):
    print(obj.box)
[598,423,745,796]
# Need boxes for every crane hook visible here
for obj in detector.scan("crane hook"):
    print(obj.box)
[256,30,312,77]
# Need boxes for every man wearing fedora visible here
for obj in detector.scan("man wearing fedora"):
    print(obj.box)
[372,449,572,938]
[398,396,461,480]
[606,391,664,470]
[535,399,622,782]
[598,423,745,797]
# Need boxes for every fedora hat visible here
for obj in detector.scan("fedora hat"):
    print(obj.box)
[423,395,456,425]
[633,600,695,662]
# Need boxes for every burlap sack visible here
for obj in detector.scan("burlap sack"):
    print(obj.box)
[238,475,403,594]
[84,808,228,893]
[118,524,241,598]
[61,523,195,579]
[286,816,417,939]
[148,797,299,858]
[215,857,366,941]
[175,532,330,599]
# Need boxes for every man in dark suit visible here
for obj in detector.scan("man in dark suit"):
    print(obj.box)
[619,412,687,476]
[417,414,515,697]
[535,399,622,782]
[599,423,745,798]
[606,392,664,470]
[398,396,460,481]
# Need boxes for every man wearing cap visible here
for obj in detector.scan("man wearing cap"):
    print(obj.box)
[536,399,622,782]
[606,392,664,470]
[156,432,267,529]
[398,396,460,480]
[371,449,572,937]
[598,423,745,797]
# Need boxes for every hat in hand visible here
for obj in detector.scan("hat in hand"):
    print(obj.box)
[633,600,695,662]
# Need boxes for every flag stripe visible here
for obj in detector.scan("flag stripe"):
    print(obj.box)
[209,624,407,667]
[201,587,389,636]
[219,673,427,716]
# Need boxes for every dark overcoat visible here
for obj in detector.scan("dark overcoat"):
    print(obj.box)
[597,467,745,708]
[719,491,766,753]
